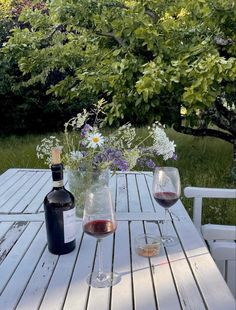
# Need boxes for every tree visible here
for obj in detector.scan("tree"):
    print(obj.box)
[2,0,236,175]
[0,0,83,134]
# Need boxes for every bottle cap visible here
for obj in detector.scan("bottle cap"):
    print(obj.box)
[51,147,61,165]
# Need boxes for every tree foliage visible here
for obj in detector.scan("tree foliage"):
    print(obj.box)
[0,0,83,134]
[2,0,236,172]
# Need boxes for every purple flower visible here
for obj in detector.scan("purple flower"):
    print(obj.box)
[172,153,178,160]
[93,148,129,171]
[113,158,129,171]
[137,157,156,170]
[81,124,93,138]
[80,140,87,147]
[145,159,156,169]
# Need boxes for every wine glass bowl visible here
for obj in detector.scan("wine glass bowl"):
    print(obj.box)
[152,167,181,247]
[82,186,121,288]
[83,219,117,239]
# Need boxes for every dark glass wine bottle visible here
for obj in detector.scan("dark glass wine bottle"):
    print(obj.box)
[44,147,76,255]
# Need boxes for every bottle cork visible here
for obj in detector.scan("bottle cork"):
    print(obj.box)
[51,147,61,165]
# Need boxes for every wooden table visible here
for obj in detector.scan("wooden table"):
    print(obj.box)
[0,169,235,310]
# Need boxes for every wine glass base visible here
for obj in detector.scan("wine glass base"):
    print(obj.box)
[161,235,179,247]
[87,272,121,288]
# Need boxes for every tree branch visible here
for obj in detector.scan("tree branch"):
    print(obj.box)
[203,98,236,135]
[173,124,234,144]
[95,31,125,47]
[215,97,234,118]
[144,8,158,22]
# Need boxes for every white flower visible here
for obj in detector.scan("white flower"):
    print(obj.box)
[151,127,176,160]
[76,109,89,128]
[70,151,84,161]
[87,132,104,148]
[36,136,61,166]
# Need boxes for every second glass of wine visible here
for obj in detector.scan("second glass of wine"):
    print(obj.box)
[82,185,121,288]
[152,167,181,247]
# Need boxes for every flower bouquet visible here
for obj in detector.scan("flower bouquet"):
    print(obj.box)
[36,99,176,216]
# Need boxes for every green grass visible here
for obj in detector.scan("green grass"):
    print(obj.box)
[164,130,235,226]
[0,130,235,225]
[0,134,46,172]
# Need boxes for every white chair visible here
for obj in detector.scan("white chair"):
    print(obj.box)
[184,186,236,298]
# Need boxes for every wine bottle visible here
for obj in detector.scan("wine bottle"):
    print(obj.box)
[44,147,76,255]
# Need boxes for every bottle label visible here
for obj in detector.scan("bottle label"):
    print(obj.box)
[53,180,64,187]
[63,208,76,243]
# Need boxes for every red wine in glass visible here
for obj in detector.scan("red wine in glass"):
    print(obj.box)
[153,192,179,208]
[152,167,181,247]
[83,220,117,238]
[82,186,121,288]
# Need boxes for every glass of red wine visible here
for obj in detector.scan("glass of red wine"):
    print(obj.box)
[82,185,121,288]
[152,167,181,247]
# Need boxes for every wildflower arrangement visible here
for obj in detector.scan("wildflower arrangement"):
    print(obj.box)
[36,100,176,172]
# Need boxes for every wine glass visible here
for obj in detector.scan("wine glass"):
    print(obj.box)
[152,167,181,247]
[82,185,121,288]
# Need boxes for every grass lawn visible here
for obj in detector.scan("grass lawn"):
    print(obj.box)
[0,129,235,225]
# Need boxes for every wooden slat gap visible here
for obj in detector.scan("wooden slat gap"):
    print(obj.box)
[128,221,135,310]
[135,174,144,213]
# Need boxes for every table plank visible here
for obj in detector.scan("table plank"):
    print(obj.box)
[127,174,141,213]
[0,223,46,310]
[0,221,13,239]
[173,209,209,257]
[116,174,128,212]
[0,171,38,213]
[130,221,157,310]
[0,169,19,186]
[189,253,236,310]
[144,222,181,310]
[21,171,51,213]
[109,173,117,210]
[16,248,59,310]
[39,247,78,310]
[0,221,28,264]
[136,173,155,212]
[12,171,49,213]
[0,170,27,201]
[63,232,97,309]
[145,220,207,309]
[111,221,133,310]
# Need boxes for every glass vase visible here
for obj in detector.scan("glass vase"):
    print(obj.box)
[66,168,110,218]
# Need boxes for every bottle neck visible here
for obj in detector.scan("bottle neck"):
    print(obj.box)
[51,163,64,188]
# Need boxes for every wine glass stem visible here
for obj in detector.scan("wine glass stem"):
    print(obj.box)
[164,208,168,237]
[97,239,104,281]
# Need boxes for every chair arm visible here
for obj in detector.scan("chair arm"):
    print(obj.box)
[184,187,236,199]
[207,240,236,261]
[202,224,236,241]
[184,187,236,233]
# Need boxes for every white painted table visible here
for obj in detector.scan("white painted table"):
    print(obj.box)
[0,169,235,310]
